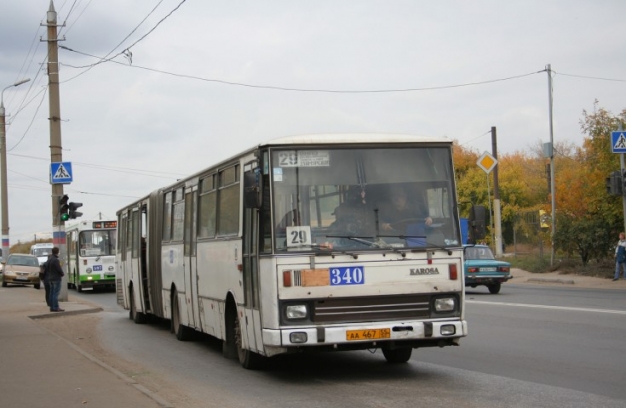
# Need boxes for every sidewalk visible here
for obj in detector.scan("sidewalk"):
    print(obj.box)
[510,267,626,290]
[0,284,169,408]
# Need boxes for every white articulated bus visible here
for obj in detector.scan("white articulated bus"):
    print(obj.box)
[66,220,118,291]
[116,134,482,369]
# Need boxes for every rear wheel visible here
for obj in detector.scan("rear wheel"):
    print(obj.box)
[487,282,501,294]
[34,283,41,290]
[129,286,147,324]
[2,281,7,287]
[382,347,412,363]
[171,291,193,341]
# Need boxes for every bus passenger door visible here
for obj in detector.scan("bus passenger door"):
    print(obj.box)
[242,205,262,353]
[184,188,200,329]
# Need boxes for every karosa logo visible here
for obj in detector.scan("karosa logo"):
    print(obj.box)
[410,267,440,275]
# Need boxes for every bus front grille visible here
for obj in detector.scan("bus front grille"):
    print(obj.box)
[312,295,431,323]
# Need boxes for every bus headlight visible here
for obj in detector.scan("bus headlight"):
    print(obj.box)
[290,332,308,343]
[441,325,456,335]
[434,297,455,312]
[285,305,308,320]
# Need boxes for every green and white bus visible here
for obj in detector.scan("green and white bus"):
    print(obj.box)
[66,220,117,291]
[117,134,480,369]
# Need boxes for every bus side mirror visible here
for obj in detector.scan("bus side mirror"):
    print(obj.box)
[243,170,262,209]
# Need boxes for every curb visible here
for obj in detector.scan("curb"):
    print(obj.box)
[30,307,174,408]
[526,278,576,285]
[29,307,103,319]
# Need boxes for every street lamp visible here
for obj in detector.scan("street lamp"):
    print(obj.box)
[1,78,31,258]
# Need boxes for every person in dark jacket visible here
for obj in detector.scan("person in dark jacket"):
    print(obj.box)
[47,247,65,312]
[41,255,51,307]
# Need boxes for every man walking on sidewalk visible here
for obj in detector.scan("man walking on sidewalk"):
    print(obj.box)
[614,232,626,281]
[47,247,65,312]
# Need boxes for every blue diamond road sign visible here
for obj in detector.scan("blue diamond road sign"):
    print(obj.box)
[50,162,73,184]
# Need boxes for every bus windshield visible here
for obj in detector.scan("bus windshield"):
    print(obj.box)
[271,146,461,252]
[32,247,52,257]
[79,230,117,257]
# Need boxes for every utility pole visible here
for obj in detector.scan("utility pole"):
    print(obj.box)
[44,1,69,301]
[619,123,626,234]
[546,64,556,266]
[1,78,31,259]
[491,126,503,256]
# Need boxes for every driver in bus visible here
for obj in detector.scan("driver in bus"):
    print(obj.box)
[380,186,432,232]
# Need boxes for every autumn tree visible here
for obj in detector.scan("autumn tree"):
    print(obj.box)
[552,102,626,264]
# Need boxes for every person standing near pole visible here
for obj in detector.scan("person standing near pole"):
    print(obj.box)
[47,247,64,312]
[613,232,626,281]
[40,254,51,307]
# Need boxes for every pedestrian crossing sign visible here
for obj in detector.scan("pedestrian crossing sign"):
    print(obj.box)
[50,162,73,184]
[612,132,626,153]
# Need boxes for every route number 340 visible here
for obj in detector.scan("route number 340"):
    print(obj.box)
[330,267,365,286]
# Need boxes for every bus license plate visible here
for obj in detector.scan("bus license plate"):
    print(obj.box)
[346,328,391,341]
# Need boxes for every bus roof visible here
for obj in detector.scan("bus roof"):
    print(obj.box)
[31,243,53,248]
[116,133,453,215]
[261,133,451,147]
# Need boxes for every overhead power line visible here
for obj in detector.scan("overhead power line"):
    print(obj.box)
[61,49,547,94]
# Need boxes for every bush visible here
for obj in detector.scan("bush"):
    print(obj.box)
[508,254,615,279]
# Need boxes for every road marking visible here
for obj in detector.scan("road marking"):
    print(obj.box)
[467,300,626,315]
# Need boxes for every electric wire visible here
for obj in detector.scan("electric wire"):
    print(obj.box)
[60,0,186,83]
[9,152,186,179]
[61,50,546,93]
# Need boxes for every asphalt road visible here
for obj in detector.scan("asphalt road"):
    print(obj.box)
[422,283,626,400]
[67,283,626,407]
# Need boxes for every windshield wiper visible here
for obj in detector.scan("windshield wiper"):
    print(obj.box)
[325,235,379,248]
[326,235,406,255]
[378,234,455,255]
[276,243,334,254]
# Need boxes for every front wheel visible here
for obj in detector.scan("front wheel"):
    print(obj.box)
[232,311,265,369]
[382,347,412,363]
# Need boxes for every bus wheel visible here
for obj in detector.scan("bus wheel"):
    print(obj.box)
[171,291,193,341]
[222,304,237,359]
[129,287,147,324]
[382,347,412,363]
[487,282,501,294]
[234,312,265,370]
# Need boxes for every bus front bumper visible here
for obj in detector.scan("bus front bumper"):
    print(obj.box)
[262,319,467,355]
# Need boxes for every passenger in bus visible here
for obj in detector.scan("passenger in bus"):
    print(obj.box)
[379,187,432,232]
[330,186,375,236]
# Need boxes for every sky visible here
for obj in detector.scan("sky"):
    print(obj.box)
[0,0,624,245]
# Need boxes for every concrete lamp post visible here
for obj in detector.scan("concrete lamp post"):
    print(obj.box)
[0,78,31,258]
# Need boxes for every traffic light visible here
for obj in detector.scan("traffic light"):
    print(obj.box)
[607,171,624,196]
[539,210,550,229]
[58,194,70,222]
[468,205,487,244]
[68,202,83,219]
